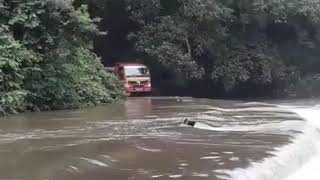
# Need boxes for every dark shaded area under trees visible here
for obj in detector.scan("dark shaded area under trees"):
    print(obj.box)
[87,0,320,98]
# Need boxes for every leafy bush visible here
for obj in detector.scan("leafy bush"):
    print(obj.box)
[27,45,126,110]
[0,1,126,116]
[0,32,39,115]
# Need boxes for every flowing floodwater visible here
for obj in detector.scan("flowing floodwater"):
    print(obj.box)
[0,97,318,180]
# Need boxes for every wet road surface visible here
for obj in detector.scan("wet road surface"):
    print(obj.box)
[0,97,309,180]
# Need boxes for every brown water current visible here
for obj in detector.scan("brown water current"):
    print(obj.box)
[0,97,308,180]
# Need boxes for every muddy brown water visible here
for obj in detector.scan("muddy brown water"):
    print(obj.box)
[0,97,308,180]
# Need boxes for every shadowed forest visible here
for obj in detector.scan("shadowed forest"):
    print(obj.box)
[88,0,320,98]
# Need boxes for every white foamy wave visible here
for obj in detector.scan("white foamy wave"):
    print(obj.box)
[136,146,162,153]
[285,107,320,180]
[169,174,182,178]
[80,157,109,167]
[224,105,320,180]
[193,105,304,134]
[208,106,288,113]
[192,173,209,177]
[193,121,304,133]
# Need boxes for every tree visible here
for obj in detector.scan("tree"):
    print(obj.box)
[0,0,125,115]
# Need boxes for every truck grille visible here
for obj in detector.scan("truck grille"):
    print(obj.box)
[128,81,148,86]
[133,85,144,88]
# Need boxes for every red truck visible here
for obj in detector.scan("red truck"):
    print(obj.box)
[106,63,152,94]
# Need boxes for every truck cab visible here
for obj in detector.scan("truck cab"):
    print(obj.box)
[113,63,152,94]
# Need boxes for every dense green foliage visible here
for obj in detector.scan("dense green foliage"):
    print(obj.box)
[85,0,320,98]
[0,31,39,115]
[124,0,320,97]
[0,0,125,116]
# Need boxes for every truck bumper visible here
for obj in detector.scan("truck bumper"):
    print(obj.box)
[126,87,152,93]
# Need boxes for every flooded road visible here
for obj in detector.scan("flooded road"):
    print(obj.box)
[0,97,318,180]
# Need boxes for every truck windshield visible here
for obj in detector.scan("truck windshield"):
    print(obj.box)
[125,67,150,77]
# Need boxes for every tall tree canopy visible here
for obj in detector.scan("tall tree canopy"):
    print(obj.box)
[122,0,320,97]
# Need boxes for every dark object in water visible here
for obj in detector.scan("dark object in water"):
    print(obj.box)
[184,118,196,127]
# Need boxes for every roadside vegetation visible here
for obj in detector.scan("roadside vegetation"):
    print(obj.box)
[0,1,126,116]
